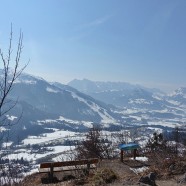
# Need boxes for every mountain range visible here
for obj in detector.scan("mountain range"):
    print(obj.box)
[1,73,186,143]
[68,79,186,112]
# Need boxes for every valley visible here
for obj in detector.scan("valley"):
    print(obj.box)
[0,74,186,179]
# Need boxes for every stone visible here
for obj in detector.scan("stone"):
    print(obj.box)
[139,172,157,186]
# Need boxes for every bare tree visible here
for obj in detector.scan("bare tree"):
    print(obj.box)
[76,126,113,159]
[0,25,27,186]
[0,25,27,127]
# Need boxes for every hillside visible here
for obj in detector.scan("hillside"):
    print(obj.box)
[0,73,186,186]
[20,157,186,186]
[3,73,186,148]
[3,73,122,143]
[68,79,165,109]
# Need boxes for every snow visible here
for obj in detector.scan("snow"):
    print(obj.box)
[129,99,152,105]
[131,116,141,121]
[118,109,140,115]
[38,116,95,129]
[46,87,59,93]
[167,100,180,105]
[81,121,93,128]
[22,130,75,145]
[169,88,186,96]
[147,127,163,133]
[6,115,17,121]
[45,128,59,131]
[25,167,39,175]
[130,166,149,174]
[130,157,148,162]
[138,139,149,147]
[22,126,26,130]
[14,80,37,84]
[3,145,75,163]
[37,119,58,124]
[4,151,36,161]
[59,116,81,124]
[52,146,76,161]
[152,95,163,100]
[2,142,13,148]
[51,145,75,153]
[149,109,169,113]
[0,127,7,131]
[71,92,116,124]
[0,177,22,185]
[59,116,94,128]
[148,121,181,128]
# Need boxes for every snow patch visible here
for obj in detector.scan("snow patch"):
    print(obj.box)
[46,87,59,93]
[130,166,149,174]
[148,121,181,128]
[167,100,180,105]
[2,142,13,148]
[22,130,75,145]
[14,80,37,84]
[129,99,152,105]
[6,115,17,121]
[130,157,148,162]
[71,92,116,124]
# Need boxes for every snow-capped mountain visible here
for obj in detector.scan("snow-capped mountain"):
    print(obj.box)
[68,79,186,129]
[68,79,166,109]
[68,79,145,93]
[167,87,186,107]
[9,73,119,123]
[0,73,124,143]
[1,74,186,145]
[1,75,186,174]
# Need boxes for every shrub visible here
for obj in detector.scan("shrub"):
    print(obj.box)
[91,168,117,186]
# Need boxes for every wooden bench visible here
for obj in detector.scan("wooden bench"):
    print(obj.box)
[39,158,99,181]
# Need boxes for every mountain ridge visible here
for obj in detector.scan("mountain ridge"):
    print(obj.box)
[1,72,186,143]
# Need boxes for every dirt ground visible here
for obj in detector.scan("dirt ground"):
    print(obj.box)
[21,158,186,186]
[100,159,186,186]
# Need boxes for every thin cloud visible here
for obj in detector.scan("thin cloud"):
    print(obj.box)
[76,15,113,31]
[69,15,113,42]
[86,15,112,27]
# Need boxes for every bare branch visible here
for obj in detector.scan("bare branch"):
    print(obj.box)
[0,25,27,125]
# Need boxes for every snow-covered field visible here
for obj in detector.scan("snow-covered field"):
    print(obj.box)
[1,107,186,176]
[22,130,76,145]
[3,146,75,162]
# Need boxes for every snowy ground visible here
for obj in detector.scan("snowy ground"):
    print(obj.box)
[1,112,185,176]
[130,166,149,174]
[22,130,76,145]
[4,146,75,162]
[130,157,148,162]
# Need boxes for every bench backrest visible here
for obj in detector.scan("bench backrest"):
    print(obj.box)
[40,158,99,169]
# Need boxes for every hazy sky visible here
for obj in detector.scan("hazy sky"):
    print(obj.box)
[0,0,186,92]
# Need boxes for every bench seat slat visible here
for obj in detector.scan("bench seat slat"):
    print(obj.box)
[39,164,97,173]
[40,158,98,169]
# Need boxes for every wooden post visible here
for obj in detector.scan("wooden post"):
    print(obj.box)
[133,149,137,160]
[120,149,124,162]
[86,161,90,175]
[49,163,54,182]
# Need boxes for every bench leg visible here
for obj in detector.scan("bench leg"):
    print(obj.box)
[86,163,90,176]
[48,166,54,183]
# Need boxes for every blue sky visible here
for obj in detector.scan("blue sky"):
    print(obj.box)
[0,0,186,92]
